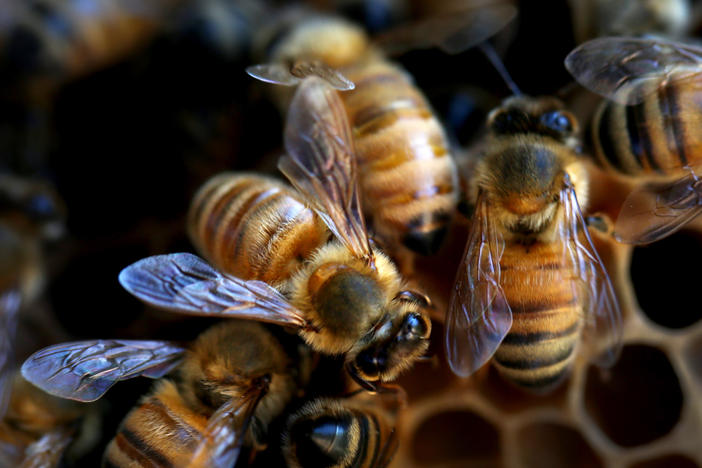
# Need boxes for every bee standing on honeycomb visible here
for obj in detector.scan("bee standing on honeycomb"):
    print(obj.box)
[445,83,623,391]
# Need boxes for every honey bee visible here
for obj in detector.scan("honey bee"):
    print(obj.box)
[245,5,517,255]
[445,95,622,391]
[21,320,309,467]
[0,174,65,417]
[568,0,691,44]
[0,0,182,92]
[0,372,95,468]
[122,77,432,390]
[282,392,401,468]
[565,36,702,244]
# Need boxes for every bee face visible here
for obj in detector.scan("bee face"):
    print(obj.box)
[349,304,431,384]
[478,97,583,234]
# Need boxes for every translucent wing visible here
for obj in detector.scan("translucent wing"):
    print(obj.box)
[19,428,73,468]
[119,253,309,329]
[445,192,512,378]
[188,384,267,468]
[21,340,186,402]
[565,36,702,105]
[615,169,702,244]
[376,1,517,55]
[0,290,20,418]
[558,180,623,367]
[279,77,374,266]
[246,62,355,91]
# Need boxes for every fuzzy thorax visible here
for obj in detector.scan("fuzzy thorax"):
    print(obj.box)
[287,242,403,354]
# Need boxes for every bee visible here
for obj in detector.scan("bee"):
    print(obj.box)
[0,174,65,417]
[0,371,94,468]
[21,320,309,467]
[122,77,432,390]
[445,95,622,391]
[282,392,401,468]
[245,5,517,255]
[568,0,691,44]
[565,36,702,244]
[0,0,182,92]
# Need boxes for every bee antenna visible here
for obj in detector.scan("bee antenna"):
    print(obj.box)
[478,42,521,96]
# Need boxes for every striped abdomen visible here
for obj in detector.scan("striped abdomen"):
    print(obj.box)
[341,59,458,255]
[187,173,328,284]
[494,241,582,391]
[103,382,205,467]
[593,73,702,176]
[284,397,397,468]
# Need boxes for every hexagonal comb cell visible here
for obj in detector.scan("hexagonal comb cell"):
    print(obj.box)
[584,344,683,447]
[410,409,500,466]
[630,231,702,329]
[516,421,603,468]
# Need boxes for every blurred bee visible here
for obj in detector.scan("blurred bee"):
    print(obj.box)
[0,174,65,417]
[21,320,310,467]
[445,95,622,391]
[121,77,432,391]
[0,372,97,468]
[0,0,184,94]
[282,391,402,468]
[246,4,517,255]
[566,36,702,244]
[568,0,691,44]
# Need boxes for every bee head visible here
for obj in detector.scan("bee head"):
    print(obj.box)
[347,292,431,387]
[479,96,582,234]
[487,95,579,148]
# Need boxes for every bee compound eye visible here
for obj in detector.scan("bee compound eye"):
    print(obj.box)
[403,313,429,339]
[541,110,573,133]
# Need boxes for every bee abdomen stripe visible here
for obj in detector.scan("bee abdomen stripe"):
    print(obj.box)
[494,341,576,370]
[661,84,689,166]
[115,429,174,468]
[510,370,569,389]
[501,322,580,345]
[626,103,660,171]
[596,104,628,173]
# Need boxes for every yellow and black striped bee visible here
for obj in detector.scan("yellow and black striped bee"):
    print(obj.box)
[566,36,702,244]
[0,372,96,468]
[282,391,402,468]
[445,95,622,391]
[568,0,692,44]
[246,5,516,255]
[21,320,310,467]
[0,0,183,92]
[121,77,432,391]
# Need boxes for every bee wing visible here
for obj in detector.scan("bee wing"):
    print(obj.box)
[188,386,267,468]
[376,1,517,55]
[0,290,20,418]
[558,183,623,367]
[19,428,73,468]
[246,62,355,91]
[119,253,309,328]
[615,168,702,244]
[445,192,512,378]
[565,36,702,105]
[20,340,186,402]
[279,77,374,265]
